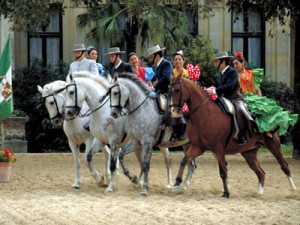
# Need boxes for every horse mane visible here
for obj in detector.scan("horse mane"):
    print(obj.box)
[118,72,150,95]
[42,80,67,97]
[68,71,110,90]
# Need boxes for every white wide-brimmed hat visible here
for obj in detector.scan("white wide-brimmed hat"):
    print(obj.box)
[213,52,234,60]
[104,47,125,55]
[146,45,166,57]
[71,44,86,52]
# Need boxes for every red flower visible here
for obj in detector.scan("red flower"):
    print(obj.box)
[4,149,10,159]
[235,51,243,58]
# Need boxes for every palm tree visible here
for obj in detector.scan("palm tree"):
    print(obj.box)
[76,1,195,56]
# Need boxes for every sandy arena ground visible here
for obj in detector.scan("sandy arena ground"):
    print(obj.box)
[1,151,300,225]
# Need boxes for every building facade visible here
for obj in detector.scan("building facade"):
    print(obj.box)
[0,0,297,87]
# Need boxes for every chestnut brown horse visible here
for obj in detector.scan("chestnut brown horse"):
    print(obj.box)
[168,74,297,198]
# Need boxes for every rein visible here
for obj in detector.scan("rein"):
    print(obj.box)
[169,78,209,118]
[65,81,109,118]
[79,92,110,117]
[109,82,149,116]
[43,87,66,121]
[185,97,209,117]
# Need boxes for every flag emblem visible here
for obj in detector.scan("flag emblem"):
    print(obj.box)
[0,37,14,121]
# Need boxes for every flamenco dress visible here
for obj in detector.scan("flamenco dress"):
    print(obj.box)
[241,69,298,136]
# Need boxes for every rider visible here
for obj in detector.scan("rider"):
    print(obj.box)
[146,45,185,141]
[69,44,98,76]
[207,52,254,144]
[146,45,173,95]
[104,47,134,79]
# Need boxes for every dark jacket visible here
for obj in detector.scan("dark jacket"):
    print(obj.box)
[216,66,241,99]
[110,61,134,78]
[153,58,173,94]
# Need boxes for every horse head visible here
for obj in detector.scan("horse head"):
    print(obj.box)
[37,80,67,127]
[64,73,83,120]
[168,73,189,118]
[109,74,130,118]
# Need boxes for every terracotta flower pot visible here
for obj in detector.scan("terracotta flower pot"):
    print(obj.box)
[0,162,12,182]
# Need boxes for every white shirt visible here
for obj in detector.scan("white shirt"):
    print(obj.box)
[115,60,122,69]
[156,57,164,67]
[222,65,230,75]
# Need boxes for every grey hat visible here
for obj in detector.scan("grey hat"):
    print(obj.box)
[213,52,234,60]
[146,45,166,58]
[71,44,86,52]
[104,47,125,55]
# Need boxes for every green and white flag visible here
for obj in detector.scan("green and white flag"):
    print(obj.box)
[0,37,13,121]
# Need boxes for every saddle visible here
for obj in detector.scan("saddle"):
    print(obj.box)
[215,97,235,116]
[154,93,167,114]
[216,96,258,141]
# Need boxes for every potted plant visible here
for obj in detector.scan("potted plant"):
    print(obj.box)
[0,148,16,182]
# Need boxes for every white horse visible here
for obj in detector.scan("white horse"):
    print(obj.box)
[37,80,111,189]
[64,72,174,192]
[109,73,192,196]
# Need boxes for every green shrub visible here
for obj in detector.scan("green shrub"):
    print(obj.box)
[183,35,219,86]
[13,59,70,152]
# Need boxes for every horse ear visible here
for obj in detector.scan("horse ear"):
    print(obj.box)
[66,73,74,83]
[37,85,44,94]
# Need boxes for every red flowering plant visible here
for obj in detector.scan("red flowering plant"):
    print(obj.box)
[0,149,17,164]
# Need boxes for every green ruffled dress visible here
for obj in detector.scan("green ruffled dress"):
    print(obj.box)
[244,69,298,136]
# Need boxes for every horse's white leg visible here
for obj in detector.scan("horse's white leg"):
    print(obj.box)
[105,143,120,193]
[120,140,140,184]
[257,183,264,194]
[69,141,81,189]
[287,176,297,190]
[140,142,153,196]
[102,145,111,185]
[182,160,197,191]
[85,138,106,187]
[159,147,173,188]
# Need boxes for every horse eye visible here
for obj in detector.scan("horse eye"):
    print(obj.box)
[113,91,118,96]
[49,101,54,105]
[69,90,74,95]
[174,88,180,93]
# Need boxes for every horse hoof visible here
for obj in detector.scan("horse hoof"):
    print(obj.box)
[172,186,183,193]
[131,176,139,184]
[166,184,173,189]
[139,190,148,196]
[221,193,230,198]
[97,179,107,188]
[72,183,80,189]
[105,187,113,193]
[182,186,188,192]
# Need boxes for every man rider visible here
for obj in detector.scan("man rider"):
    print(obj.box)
[207,52,254,144]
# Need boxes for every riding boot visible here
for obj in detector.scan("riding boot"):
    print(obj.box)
[237,129,248,145]
[171,123,186,142]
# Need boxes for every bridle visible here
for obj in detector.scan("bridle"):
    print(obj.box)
[109,81,149,116]
[65,81,109,118]
[169,78,209,117]
[168,80,184,110]
[65,82,81,119]
[43,87,66,121]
